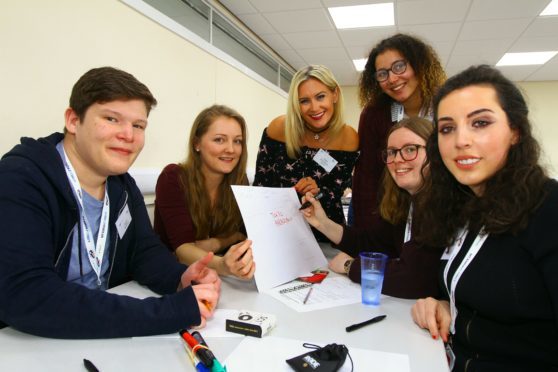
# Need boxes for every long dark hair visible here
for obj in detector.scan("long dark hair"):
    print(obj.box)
[359,33,446,109]
[415,65,548,247]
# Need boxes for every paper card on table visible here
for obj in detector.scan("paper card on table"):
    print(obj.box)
[224,336,410,372]
[231,186,327,291]
[132,309,242,340]
[264,275,361,312]
[202,308,245,338]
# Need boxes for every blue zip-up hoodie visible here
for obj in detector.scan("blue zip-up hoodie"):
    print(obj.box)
[0,133,201,338]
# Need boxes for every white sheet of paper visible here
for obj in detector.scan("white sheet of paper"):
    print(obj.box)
[204,308,244,338]
[224,336,410,372]
[264,276,362,312]
[132,309,243,340]
[232,186,327,291]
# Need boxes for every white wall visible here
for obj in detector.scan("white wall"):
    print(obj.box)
[340,86,361,131]
[341,82,558,177]
[1,1,556,181]
[0,0,286,174]
[517,81,558,176]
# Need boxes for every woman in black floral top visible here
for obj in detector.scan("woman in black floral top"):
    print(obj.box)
[253,65,359,240]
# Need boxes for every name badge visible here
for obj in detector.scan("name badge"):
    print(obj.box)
[115,204,132,239]
[440,228,466,260]
[313,149,337,173]
[441,250,452,260]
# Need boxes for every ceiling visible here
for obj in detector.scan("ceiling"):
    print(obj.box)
[217,0,558,85]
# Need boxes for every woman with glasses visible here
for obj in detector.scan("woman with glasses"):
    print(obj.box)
[301,117,444,299]
[411,65,558,371]
[350,33,446,229]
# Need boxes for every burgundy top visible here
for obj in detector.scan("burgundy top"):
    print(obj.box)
[338,212,443,299]
[154,164,196,251]
[351,104,393,229]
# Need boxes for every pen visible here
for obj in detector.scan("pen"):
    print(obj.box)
[302,286,313,304]
[192,331,208,345]
[83,358,100,372]
[201,299,213,312]
[345,314,387,332]
[181,329,227,372]
[180,329,215,367]
[181,338,211,372]
[299,192,323,210]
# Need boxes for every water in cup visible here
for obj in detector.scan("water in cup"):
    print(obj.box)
[360,252,388,306]
[361,269,384,305]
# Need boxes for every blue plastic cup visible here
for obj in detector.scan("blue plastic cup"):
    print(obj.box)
[360,252,388,306]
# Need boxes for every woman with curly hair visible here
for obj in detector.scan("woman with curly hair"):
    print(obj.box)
[411,65,558,371]
[350,33,446,229]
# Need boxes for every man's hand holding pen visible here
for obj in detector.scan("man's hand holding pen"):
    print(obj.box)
[179,252,221,328]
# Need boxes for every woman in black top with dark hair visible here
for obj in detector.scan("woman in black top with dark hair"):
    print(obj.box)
[411,65,558,371]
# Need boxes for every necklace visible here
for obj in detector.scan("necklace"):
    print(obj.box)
[305,123,330,142]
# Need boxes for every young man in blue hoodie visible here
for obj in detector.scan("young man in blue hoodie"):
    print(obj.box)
[0,67,221,338]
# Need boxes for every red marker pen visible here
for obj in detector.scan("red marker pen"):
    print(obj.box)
[179,329,215,368]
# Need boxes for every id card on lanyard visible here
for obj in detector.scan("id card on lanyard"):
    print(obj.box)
[61,148,110,287]
[443,226,489,334]
[404,203,413,243]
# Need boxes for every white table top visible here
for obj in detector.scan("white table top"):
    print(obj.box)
[0,246,448,372]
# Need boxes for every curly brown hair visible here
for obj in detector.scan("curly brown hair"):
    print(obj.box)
[359,33,446,110]
[415,65,549,247]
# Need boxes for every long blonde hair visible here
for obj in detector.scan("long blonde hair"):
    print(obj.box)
[179,105,248,239]
[285,65,345,158]
[379,117,433,224]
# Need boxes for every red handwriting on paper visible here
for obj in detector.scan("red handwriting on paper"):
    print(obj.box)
[270,210,292,226]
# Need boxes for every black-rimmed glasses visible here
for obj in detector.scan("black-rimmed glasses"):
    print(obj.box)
[382,144,425,164]
[374,60,408,82]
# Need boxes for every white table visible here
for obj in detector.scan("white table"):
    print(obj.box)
[0,246,448,372]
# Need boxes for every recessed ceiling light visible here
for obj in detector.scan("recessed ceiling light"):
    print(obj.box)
[540,0,558,16]
[328,3,394,29]
[496,51,558,66]
[353,58,368,72]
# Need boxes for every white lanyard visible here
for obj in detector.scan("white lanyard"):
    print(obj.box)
[61,147,110,286]
[391,102,434,122]
[443,226,489,334]
[404,203,413,243]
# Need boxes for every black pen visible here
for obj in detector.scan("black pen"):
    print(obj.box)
[83,358,100,372]
[345,314,387,332]
[302,285,313,304]
[299,192,323,210]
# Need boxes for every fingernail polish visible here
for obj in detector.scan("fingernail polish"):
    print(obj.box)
[432,335,437,340]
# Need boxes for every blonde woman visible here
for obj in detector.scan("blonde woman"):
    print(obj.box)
[253,65,358,239]
[154,105,255,279]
